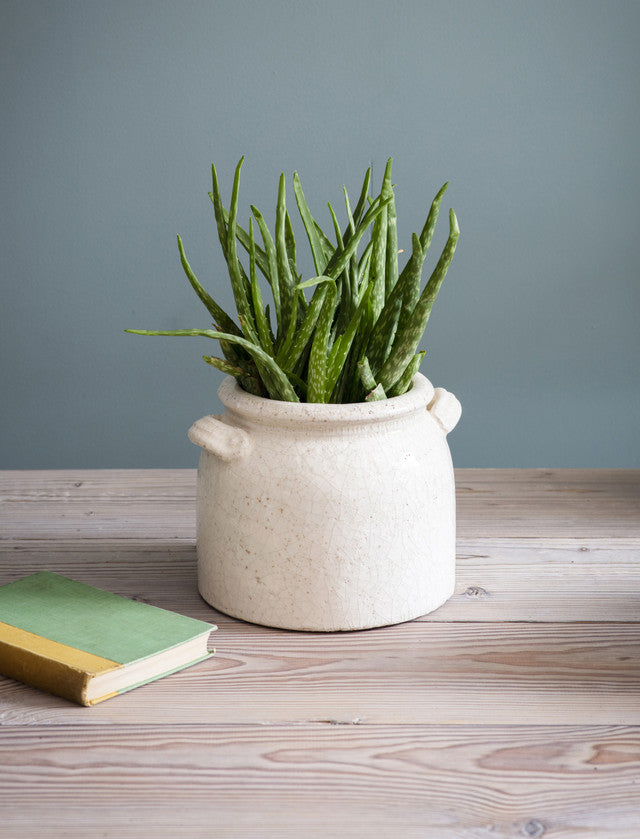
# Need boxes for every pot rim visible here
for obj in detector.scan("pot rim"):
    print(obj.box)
[217,372,436,426]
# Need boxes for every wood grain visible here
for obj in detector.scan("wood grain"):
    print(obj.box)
[446,537,640,622]
[0,469,638,838]
[2,536,638,622]
[455,468,640,538]
[1,469,638,624]
[2,468,638,539]
[1,724,639,838]
[1,621,638,726]
[0,469,196,541]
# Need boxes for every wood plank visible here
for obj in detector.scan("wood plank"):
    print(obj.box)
[441,537,640,622]
[0,539,202,614]
[0,470,638,838]
[2,469,638,540]
[1,622,638,726]
[1,724,639,838]
[1,535,638,623]
[0,469,196,541]
[455,468,640,539]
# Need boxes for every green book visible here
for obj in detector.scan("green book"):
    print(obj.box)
[0,571,216,706]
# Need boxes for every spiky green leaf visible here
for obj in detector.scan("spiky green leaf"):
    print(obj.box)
[176,235,241,337]
[378,208,459,391]
[125,327,299,401]
[306,281,338,403]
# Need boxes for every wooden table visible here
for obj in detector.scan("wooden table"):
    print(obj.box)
[0,469,639,838]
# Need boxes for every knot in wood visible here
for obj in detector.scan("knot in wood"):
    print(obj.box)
[522,820,545,837]
[464,585,488,599]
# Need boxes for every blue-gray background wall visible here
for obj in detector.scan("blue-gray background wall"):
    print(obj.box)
[2,0,639,468]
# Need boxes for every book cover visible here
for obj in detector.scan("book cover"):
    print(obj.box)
[0,571,217,705]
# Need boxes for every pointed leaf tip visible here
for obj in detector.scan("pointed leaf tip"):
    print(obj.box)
[449,208,460,236]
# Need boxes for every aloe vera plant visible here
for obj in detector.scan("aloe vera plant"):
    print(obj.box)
[126,158,459,403]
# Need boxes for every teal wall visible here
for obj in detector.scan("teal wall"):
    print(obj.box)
[2,0,639,467]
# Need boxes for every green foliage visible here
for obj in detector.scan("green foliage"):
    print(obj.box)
[126,158,459,403]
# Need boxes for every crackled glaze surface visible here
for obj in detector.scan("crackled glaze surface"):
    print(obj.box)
[190,374,461,631]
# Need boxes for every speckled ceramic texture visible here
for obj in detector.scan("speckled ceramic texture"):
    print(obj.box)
[188,373,461,631]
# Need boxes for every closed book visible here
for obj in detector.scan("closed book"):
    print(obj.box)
[0,571,216,705]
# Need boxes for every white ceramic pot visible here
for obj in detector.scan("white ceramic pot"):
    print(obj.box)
[188,373,461,631]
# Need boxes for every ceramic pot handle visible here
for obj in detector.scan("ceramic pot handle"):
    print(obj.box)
[427,388,462,435]
[188,415,252,461]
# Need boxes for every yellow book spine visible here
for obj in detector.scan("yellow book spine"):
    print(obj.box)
[0,621,121,706]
